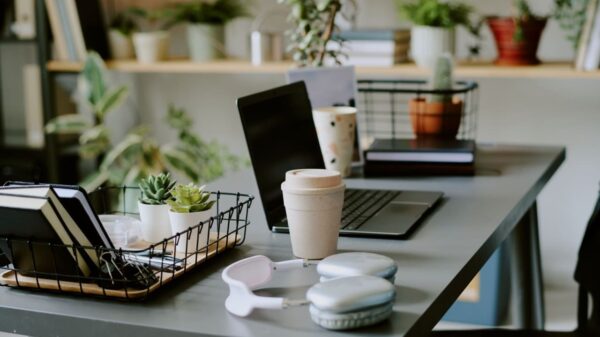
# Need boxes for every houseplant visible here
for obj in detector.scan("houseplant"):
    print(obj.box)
[108,11,138,60]
[487,0,547,65]
[45,52,242,192]
[409,53,462,139]
[278,0,356,67]
[167,0,248,62]
[130,7,170,63]
[397,0,473,68]
[167,183,216,253]
[138,173,176,242]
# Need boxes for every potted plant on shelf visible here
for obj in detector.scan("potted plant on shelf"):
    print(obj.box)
[138,173,176,243]
[487,0,547,66]
[409,53,462,139]
[167,183,216,254]
[278,0,356,67]
[397,0,473,69]
[167,0,248,62]
[108,11,138,60]
[130,7,170,63]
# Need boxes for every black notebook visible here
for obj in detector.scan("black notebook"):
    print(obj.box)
[0,192,93,277]
[365,138,476,164]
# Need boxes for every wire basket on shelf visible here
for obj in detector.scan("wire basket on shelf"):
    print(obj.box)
[356,79,479,147]
[0,186,254,301]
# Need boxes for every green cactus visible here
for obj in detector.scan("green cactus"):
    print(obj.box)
[167,183,215,213]
[430,54,454,103]
[139,173,176,205]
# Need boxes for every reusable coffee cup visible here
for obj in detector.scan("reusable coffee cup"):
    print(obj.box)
[281,169,345,259]
[312,107,357,178]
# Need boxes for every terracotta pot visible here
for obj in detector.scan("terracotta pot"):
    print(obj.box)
[409,97,463,139]
[487,17,547,66]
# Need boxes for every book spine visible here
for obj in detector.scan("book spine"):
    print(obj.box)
[22,65,44,148]
[65,0,87,61]
[44,0,69,60]
[576,0,599,70]
[583,6,600,71]
[55,0,77,61]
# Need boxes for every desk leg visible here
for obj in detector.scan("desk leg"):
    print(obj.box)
[509,202,545,329]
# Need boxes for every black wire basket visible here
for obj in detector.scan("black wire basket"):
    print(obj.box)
[356,79,479,145]
[0,186,254,300]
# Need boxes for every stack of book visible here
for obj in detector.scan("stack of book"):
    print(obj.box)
[363,138,476,176]
[330,29,411,67]
[576,0,600,71]
[44,0,108,61]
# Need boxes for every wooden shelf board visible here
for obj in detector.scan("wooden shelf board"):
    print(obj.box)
[46,59,600,79]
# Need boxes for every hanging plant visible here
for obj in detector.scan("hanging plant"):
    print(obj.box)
[279,0,356,67]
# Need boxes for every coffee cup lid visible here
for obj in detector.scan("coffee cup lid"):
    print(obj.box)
[285,169,342,189]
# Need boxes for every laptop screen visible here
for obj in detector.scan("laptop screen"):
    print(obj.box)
[237,82,325,226]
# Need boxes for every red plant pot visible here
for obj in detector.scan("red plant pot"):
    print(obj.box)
[487,17,547,66]
[408,97,463,139]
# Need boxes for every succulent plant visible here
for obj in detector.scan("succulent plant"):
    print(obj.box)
[139,173,176,205]
[167,183,215,213]
[430,54,454,104]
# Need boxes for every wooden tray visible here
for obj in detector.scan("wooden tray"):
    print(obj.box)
[0,232,240,299]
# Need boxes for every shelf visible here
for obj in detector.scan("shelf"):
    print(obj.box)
[46,59,600,79]
[0,37,37,45]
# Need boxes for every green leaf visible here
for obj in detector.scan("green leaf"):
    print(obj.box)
[99,133,144,172]
[161,145,201,182]
[81,52,107,106]
[95,86,129,119]
[80,170,110,192]
[45,114,91,134]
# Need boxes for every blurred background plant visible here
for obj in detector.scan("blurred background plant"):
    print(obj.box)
[278,0,356,67]
[397,0,473,28]
[45,52,242,191]
[165,0,248,25]
[553,0,589,49]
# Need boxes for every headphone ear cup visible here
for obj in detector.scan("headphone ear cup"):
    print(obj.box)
[309,302,394,330]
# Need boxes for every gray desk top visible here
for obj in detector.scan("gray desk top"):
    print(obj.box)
[0,144,565,337]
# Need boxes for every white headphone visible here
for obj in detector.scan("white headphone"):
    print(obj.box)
[222,252,397,330]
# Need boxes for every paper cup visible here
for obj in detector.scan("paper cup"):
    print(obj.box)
[281,169,345,259]
[313,107,357,177]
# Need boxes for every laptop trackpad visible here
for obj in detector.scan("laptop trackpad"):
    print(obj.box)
[361,202,430,234]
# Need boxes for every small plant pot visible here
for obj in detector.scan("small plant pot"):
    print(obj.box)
[487,17,547,66]
[409,97,463,139]
[168,210,211,254]
[137,202,172,243]
[132,31,169,63]
[108,29,134,60]
[411,26,455,69]
[187,23,225,62]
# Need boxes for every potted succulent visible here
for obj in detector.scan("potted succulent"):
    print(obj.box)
[130,7,170,63]
[487,0,547,66]
[167,0,248,62]
[108,11,138,60]
[397,0,473,69]
[167,183,216,254]
[409,53,462,139]
[138,173,176,243]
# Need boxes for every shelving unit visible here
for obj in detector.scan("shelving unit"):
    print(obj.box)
[46,59,600,79]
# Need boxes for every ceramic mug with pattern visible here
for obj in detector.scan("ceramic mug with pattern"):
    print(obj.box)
[312,107,357,177]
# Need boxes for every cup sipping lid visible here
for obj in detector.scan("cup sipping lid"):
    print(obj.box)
[284,169,342,189]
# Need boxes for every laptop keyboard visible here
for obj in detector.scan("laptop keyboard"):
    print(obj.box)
[341,189,401,230]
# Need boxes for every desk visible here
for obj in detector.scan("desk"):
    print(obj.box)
[0,144,565,337]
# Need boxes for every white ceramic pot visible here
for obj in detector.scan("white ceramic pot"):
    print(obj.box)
[312,107,357,178]
[187,23,225,62]
[132,31,169,63]
[168,210,212,254]
[137,202,172,243]
[281,169,345,259]
[411,26,455,69]
[108,29,135,60]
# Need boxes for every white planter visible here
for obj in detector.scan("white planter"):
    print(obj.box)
[411,26,455,69]
[168,210,212,254]
[137,202,172,243]
[132,31,169,63]
[187,23,225,62]
[108,29,135,60]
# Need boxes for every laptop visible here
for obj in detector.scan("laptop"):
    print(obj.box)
[237,82,443,239]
